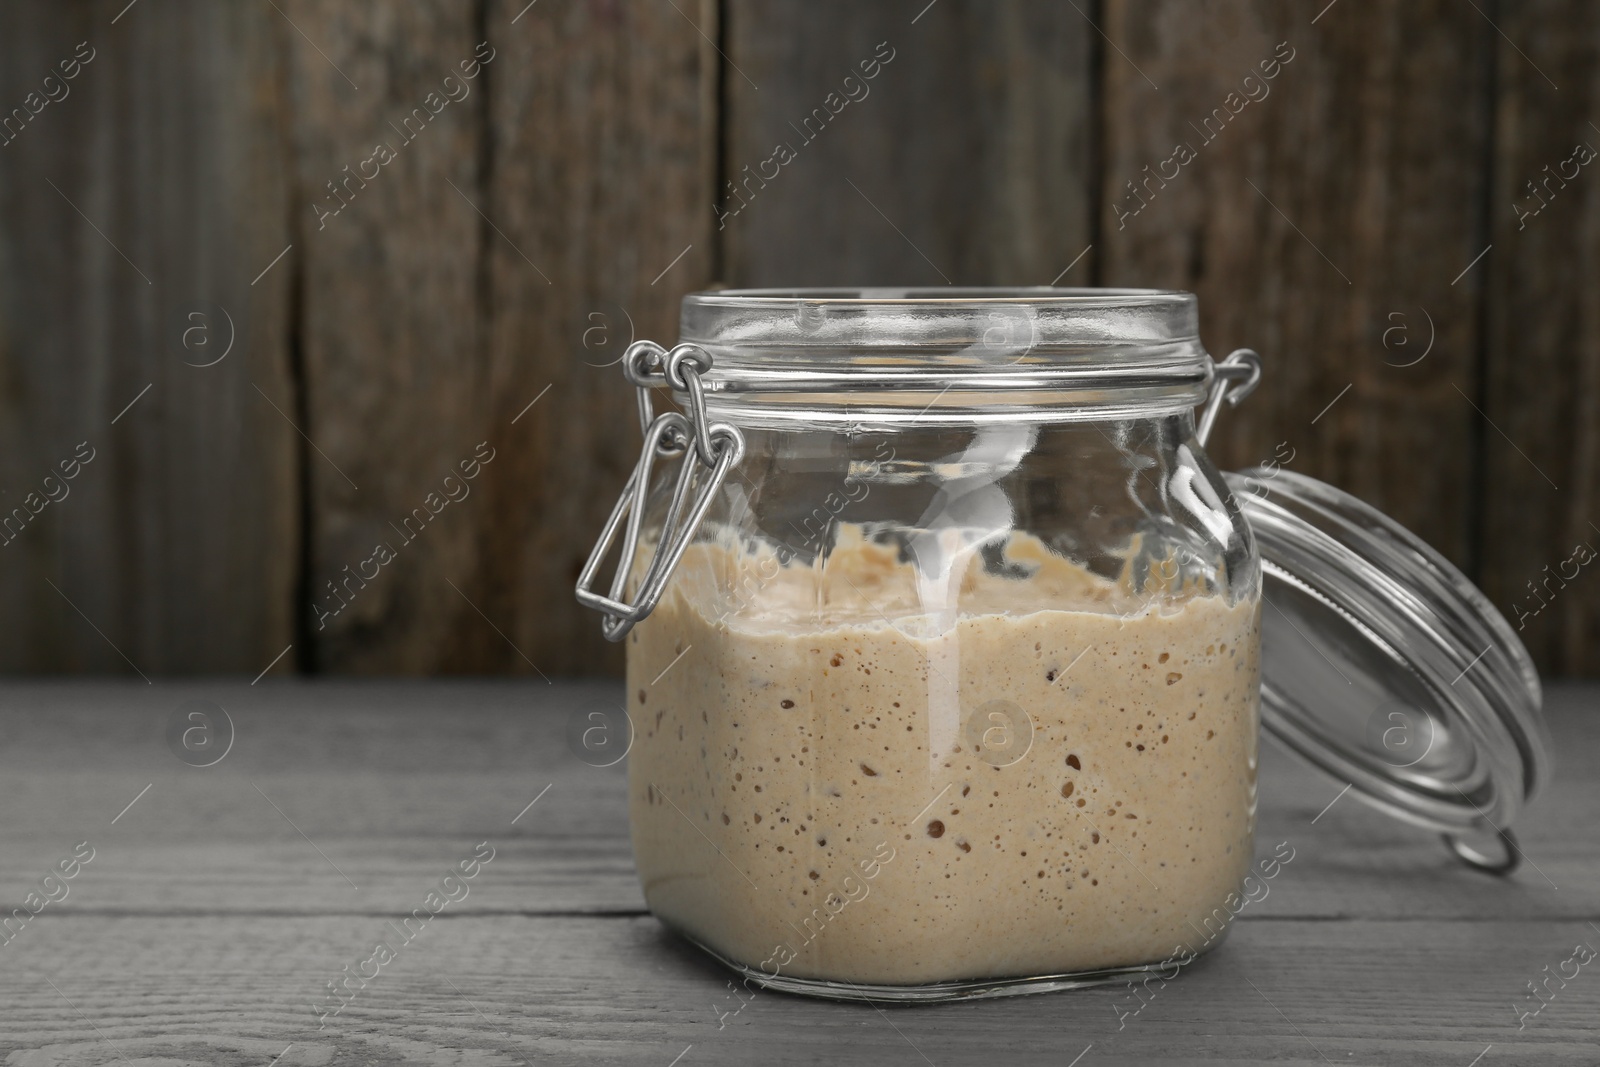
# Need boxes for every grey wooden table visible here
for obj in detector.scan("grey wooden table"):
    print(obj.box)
[0,680,1596,1066]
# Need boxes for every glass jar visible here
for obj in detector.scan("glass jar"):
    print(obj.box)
[577,288,1548,1002]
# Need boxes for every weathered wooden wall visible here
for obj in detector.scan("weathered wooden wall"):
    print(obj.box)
[1481,0,1600,675]
[0,0,297,675]
[0,0,1595,676]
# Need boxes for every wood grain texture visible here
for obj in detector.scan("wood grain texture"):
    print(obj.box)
[3,918,1598,1065]
[464,0,717,676]
[1098,1,1494,573]
[720,0,1095,287]
[1,2,1597,680]
[0,681,1593,920]
[1480,1,1600,675]
[0,0,297,675]
[279,1,494,674]
[0,681,1597,1063]
[279,0,715,676]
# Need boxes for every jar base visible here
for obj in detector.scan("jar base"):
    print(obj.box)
[684,932,1187,1004]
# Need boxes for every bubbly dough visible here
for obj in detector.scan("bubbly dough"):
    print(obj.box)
[627,528,1260,986]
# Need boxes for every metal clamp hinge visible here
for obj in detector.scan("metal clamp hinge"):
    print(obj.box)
[1197,348,1264,446]
[575,341,746,642]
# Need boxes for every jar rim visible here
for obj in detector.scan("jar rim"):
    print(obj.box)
[684,287,1200,345]
[676,287,1210,426]
[688,286,1195,310]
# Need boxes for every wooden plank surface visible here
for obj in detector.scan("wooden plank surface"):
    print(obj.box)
[279,0,494,674]
[1480,0,1600,676]
[0,1,1597,679]
[721,0,1095,287]
[0,681,1595,918]
[0,0,297,674]
[3,918,1595,1065]
[1098,0,1494,573]
[0,681,1597,1063]
[279,0,714,677]
[467,0,716,677]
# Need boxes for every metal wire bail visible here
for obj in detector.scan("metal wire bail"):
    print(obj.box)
[1196,348,1263,446]
[576,343,745,641]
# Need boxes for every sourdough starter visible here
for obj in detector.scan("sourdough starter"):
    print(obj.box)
[627,529,1260,985]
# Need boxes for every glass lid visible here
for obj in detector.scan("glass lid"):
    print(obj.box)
[1226,468,1551,871]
